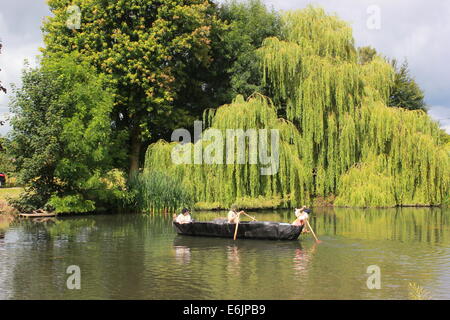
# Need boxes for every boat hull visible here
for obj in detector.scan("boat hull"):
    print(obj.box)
[173,221,303,241]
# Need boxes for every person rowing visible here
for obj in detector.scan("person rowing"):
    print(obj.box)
[292,206,321,243]
[227,204,256,224]
[292,206,309,227]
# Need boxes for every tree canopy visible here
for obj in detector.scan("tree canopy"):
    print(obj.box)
[8,54,125,212]
[141,6,448,209]
[42,0,219,174]
[389,59,427,111]
[358,46,427,112]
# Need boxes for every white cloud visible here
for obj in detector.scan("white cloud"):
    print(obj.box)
[429,105,450,134]
[0,2,49,136]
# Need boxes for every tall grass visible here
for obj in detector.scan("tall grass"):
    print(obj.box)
[128,170,193,214]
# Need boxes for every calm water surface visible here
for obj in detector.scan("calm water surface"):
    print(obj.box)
[1,208,449,300]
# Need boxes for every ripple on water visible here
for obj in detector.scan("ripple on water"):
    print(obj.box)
[1,208,450,299]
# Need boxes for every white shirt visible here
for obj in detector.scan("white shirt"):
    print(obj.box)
[176,214,192,224]
[295,209,309,221]
[227,211,239,223]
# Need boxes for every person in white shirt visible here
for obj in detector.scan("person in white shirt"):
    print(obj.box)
[227,204,245,224]
[174,208,192,224]
[292,206,309,227]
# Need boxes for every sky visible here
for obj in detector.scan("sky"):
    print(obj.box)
[0,0,449,135]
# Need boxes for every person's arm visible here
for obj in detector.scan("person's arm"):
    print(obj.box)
[239,211,257,221]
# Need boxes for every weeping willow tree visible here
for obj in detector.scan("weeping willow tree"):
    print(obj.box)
[144,95,312,209]
[141,6,448,209]
[258,6,449,207]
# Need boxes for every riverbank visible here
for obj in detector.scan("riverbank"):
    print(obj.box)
[192,195,446,212]
[1,186,446,217]
[0,187,22,215]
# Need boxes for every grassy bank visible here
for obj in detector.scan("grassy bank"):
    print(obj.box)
[0,187,23,200]
[0,187,23,215]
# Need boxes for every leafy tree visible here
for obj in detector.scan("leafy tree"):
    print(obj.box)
[215,0,281,99]
[180,0,281,106]
[143,7,448,208]
[8,54,124,212]
[0,137,16,175]
[389,59,427,111]
[358,46,427,112]
[166,0,282,146]
[42,0,218,174]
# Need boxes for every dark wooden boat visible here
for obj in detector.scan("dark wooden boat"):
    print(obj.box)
[173,220,303,241]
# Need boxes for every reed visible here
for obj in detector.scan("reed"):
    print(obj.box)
[128,170,194,214]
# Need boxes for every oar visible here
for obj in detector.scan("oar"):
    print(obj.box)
[305,219,321,243]
[240,211,256,221]
[233,213,240,240]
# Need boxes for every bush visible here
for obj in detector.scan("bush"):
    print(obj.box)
[48,194,95,214]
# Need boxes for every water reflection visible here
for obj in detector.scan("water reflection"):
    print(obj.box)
[0,207,449,299]
[174,245,191,265]
[226,245,240,272]
[293,243,316,276]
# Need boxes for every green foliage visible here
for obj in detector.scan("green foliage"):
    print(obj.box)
[357,46,377,65]
[193,201,223,211]
[389,59,427,111]
[171,0,282,144]
[143,95,312,208]
[42,0,219,172]
[233,195,282,210]
[194,195,282,211]
[8,54,123,212]
[0,137,16,176]
[128,170,193,214]
[357,46,427,112]
[16,2,446,210]
[258,7,448,207]
[143,6,448,209]
[217,0,281,99]
[334,157,397,208]
[48,194,95,214]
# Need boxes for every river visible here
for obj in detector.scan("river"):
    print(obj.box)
[1,207,449,299]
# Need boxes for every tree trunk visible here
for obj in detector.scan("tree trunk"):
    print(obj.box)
[129,126,142,177]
